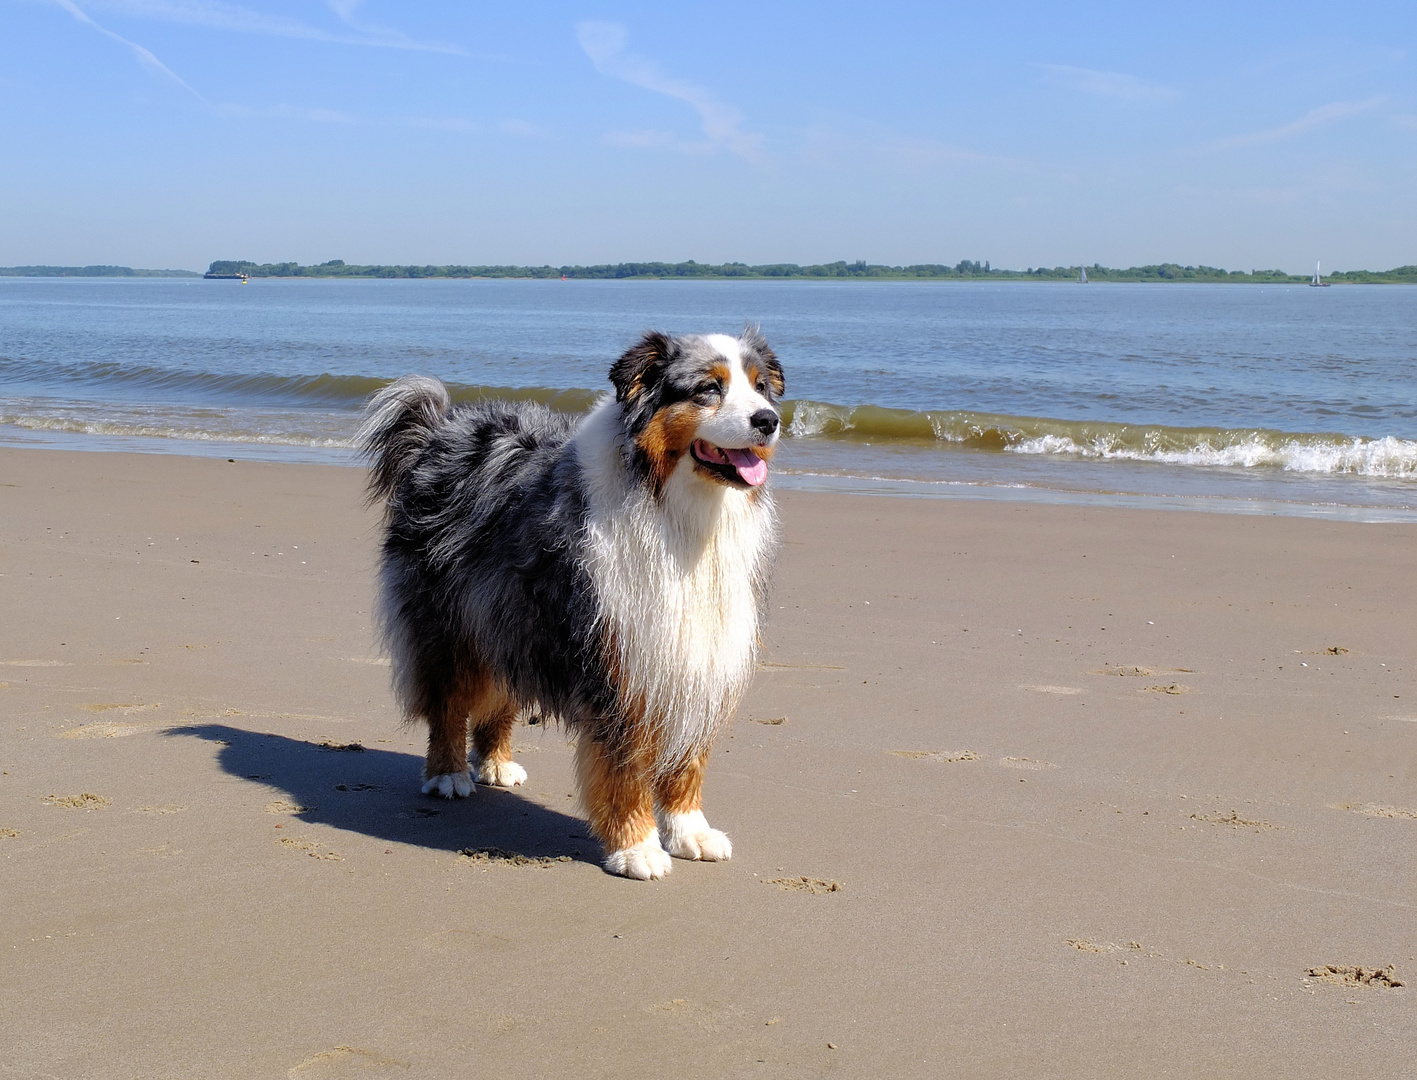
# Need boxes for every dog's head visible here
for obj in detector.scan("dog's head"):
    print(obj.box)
[610,328,785,493]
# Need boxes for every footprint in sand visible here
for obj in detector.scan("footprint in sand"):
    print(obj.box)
[266,799,314,814]
[43,792,110,809]
[287,1045,409,1077]
[459,847,572,868]
[60,722,154,739]
[313,739,367,753]
[891,749,978,762]
[1189,809,1277,830]
[1066,939,1141,954]
[999,757,1058,771]
[277,836,343,860]
[1306,965,1404,988]
[764,876,841,894]
[1332,802,1417,820]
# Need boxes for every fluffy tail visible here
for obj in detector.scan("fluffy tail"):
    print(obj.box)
[357,376,451,504]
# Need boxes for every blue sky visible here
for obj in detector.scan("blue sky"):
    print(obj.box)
[1,1,1414,272]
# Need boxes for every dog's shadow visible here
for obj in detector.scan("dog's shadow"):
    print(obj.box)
[167,724,597,864]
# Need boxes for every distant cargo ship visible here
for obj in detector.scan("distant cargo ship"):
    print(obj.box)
[203,271,248,281]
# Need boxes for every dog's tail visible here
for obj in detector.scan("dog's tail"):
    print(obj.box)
[357,375,451,504]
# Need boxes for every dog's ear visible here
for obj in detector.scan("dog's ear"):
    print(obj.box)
[610,331,672,404]
[741,323,785,396]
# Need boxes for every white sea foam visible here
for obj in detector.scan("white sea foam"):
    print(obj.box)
[785,401,844,438]
[1007,432,1417,478]
[0,402,357,449]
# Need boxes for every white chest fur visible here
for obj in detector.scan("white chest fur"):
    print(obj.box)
[574,404,776,768]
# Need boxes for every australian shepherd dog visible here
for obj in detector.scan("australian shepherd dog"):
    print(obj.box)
[358,328,784,879]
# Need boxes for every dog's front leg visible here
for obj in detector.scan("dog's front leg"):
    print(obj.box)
[654,750,732,862]
[575,734,671,880]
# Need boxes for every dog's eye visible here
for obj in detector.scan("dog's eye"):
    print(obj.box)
[695,380,722,399]
[755,380,768,396]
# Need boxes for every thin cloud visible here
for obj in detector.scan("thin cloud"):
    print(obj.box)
[47,0,205,101]
[1209,97,1386,149]
[323,0,464,54]
[576,20,763,161]
[82,0,467,54]
[1038,63,1177,102]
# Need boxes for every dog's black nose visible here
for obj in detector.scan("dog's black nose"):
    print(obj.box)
[750,408,780,436]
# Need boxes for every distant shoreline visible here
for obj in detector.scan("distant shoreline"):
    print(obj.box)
[5,260,1416,283]
[0,265,200,278]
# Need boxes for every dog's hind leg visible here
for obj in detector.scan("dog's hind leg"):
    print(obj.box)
[654,750,732,862]
[469,684,527,788]
[575,734,671,880]
[420,667,478,799]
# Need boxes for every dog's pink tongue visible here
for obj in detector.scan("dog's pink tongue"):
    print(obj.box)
[724,447,768,487]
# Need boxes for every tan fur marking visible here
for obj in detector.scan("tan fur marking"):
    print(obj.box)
[654,750,708,815]
[425,666,516,779]
[470,685,517,766]
[424,676,475,779]
[744,360,784,396]
[636,401,704,491]
[575,736,657,851]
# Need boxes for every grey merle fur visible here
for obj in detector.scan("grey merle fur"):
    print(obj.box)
[357,329,782,754]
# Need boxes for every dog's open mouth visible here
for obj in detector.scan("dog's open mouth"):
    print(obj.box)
[690,439,769,487]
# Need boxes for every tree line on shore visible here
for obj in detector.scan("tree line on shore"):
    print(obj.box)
[204,258,1417,283]
[0,265,199,277]
[5,260,1414,283]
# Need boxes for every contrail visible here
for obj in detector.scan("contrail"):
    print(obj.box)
[47,0,207,103]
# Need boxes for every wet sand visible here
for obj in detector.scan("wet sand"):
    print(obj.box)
[1,446,1414,1078]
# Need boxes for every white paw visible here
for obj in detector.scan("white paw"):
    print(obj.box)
[474,758,527,788]
[657,809,733,862]
[421,770,474,799]
[602,832,673,880]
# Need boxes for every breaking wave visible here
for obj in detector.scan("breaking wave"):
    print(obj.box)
[781,400,1417,479]
[2,356,1414,480]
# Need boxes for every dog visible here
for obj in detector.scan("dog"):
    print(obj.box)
[358,328,784,879]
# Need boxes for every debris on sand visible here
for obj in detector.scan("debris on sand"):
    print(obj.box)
[1306,965,1403,988]
[460,847,571,868]
[766,876,841,894]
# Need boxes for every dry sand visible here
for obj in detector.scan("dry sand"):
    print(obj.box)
[1,446,1414,1078]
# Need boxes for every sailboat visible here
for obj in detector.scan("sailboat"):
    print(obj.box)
[1079,265,1088,284]
[1310,261,1330,287]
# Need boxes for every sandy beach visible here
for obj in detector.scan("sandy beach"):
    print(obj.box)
[2,444,1414,1078]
